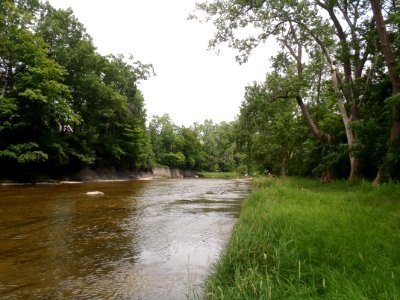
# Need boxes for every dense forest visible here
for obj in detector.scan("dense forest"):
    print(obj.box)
[1,0,399,182]
[0,0,154,180]
[0,0,240,180]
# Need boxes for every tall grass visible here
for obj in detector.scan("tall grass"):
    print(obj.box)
[204,177,400,299]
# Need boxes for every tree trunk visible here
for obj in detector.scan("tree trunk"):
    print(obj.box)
[296,96,334,182]
[370,0,400,94]
[295,96,328,142]
[280,145,288,176]
[281,30,334,182]
[331,65,359,180]
[320,166,333,183]
[373,166,385,186]
[309,31,360,180]
[349,156,359,180]
[370,0,400,183]
[1,64,13,98]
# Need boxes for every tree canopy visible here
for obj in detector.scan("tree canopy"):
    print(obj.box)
[191,0,400,181]
[0,0,153,179]
[1,0,399,181]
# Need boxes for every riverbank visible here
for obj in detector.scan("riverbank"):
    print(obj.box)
[204,177,400,299]
[0,167,202,185]
[0,169,246,185]
[198,172,242,179]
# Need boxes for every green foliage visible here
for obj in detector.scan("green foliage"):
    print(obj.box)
[0,97,17,131]
[192,0,400,181]
[1,0,398,180]
[194,120,241,172]
[0,0,153,179]
[162,152,186,168]
[148,115,241,171]
[0,142,48,163]
[237,75,331,177]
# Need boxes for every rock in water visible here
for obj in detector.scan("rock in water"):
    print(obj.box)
[86,191,104,196]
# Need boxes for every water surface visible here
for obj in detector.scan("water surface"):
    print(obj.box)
[0,178,250,299]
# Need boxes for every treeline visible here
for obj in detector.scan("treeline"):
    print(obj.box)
[0,0,242,180]
[0,0,153,179]
[192,0,400,183]
[2,0,400,182]
[148,115,240,172]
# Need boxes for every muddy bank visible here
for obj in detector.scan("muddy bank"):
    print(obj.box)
[72,167,198,181]
[152,167,198,178]
[0,167,199,185]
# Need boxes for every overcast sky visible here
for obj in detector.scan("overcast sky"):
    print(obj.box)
[47,0,277,126]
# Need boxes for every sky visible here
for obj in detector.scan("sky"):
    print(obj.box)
[47,0,277,126]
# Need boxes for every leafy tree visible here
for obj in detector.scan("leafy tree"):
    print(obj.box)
[216,121,240,171]
[239,74,341,177]
[370,0,400,183]
[1,1,154,179]
[148,114,179,166]
[193,119,220,170]
[149,115,204,170]
[163,152,186,169]
[194,120,241,172]
[148,115,240,172]
[36,4,153,172]
[0,0,78,177]
[176,127,203,169]
[239,81,299,176]
[191,0,398,181]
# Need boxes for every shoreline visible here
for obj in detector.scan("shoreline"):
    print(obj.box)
[0,176,157,186]
[0,173,248,186]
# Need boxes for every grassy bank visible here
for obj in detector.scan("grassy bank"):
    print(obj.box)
[198,172,241,179]
[205,177,400,299]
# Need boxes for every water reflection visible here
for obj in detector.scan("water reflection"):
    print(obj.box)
[0,179,250,299]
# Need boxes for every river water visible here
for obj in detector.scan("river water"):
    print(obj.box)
[0,178,250,299]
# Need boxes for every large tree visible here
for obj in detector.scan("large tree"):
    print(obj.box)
[191,0,380,180]
[0,0,154,179]
[238,80,301,176]
[36,3,154,172]
[0,0,78,177]
[370,0,400,183]
[194,120,240,172]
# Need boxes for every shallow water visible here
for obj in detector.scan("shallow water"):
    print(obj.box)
[0,178,250,299]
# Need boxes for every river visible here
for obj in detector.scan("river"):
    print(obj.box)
[0,178,250,299]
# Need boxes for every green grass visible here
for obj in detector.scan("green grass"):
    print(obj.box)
[198,172,242,179]
[204,177,400,299]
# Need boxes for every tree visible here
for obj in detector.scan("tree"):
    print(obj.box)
[191,0,382,180]
[238,81,300,176]
[237,67,348,178]
[194,120,241,172]
[215,121,240,171]
[1,1,154,179]
[148,114,179,166]
[193,119,220,170]
[36,4,154,172]
[0,0,78,178]
[370,0,400,183]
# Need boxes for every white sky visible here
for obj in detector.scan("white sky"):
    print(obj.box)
[47,0,277,126]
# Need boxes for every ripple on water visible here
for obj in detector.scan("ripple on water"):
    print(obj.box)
[0,178,250,299]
